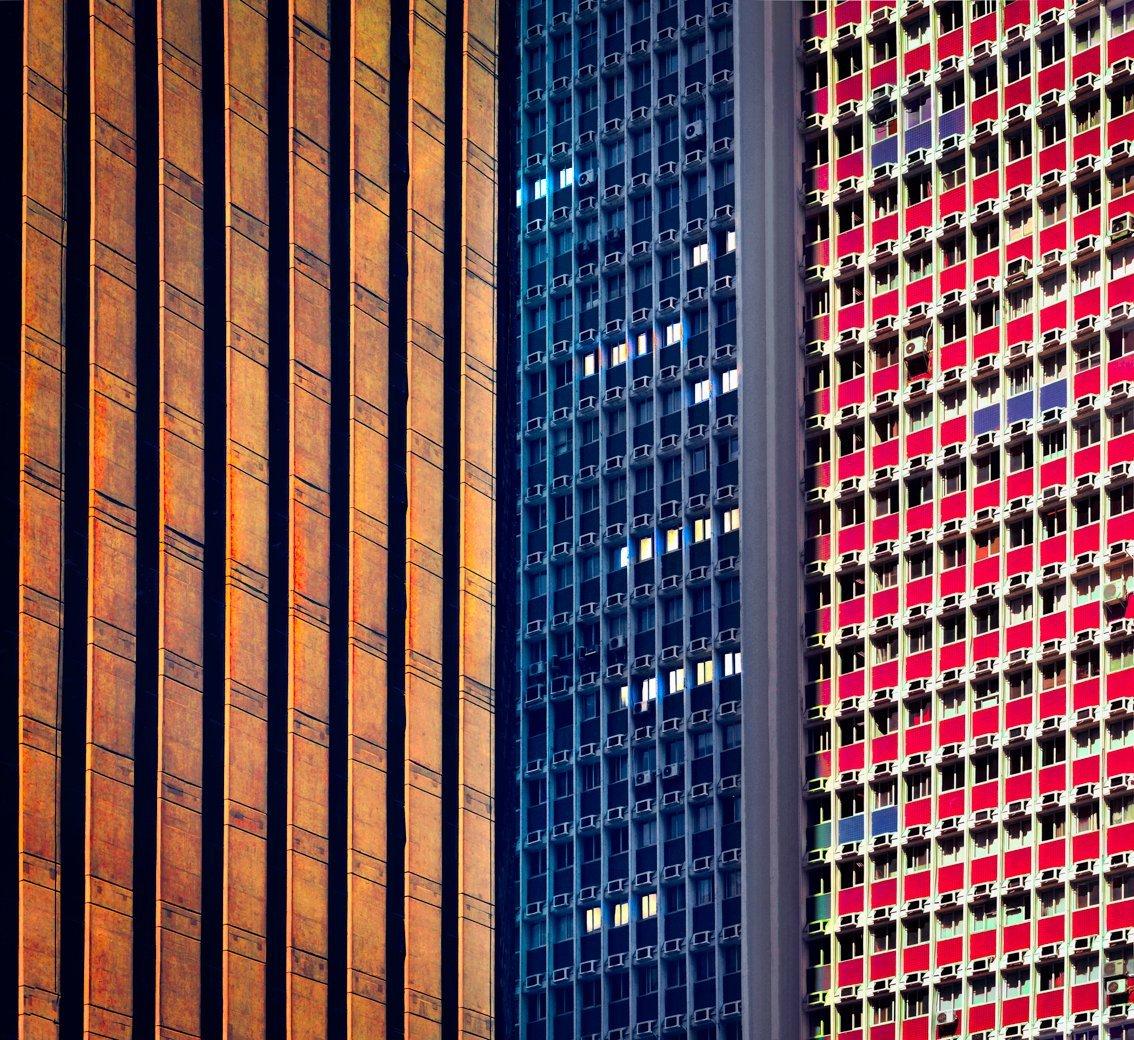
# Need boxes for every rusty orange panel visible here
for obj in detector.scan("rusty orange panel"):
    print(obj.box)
[17,3,499,1035]
[157,1,206,1037]
[87,1,139,1037]
[19,2,67,1037]
[223,0,270,1036]
[288,4,332,1038]
[458,3,498,1035]
[347,2,392,1035]
[404,1,447,1036]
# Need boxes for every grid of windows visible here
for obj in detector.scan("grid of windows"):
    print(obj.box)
[800,2,1134,1040]
[515,1,742,1039]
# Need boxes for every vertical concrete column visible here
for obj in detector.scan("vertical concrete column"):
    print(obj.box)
[735,3,805,1039]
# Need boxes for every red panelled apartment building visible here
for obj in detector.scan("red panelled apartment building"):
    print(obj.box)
[799,1,1134,1039]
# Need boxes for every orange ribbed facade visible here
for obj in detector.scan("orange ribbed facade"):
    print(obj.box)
[14,3,498,1039]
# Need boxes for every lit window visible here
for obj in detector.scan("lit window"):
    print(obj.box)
[666,668,685,694]
[1075,258,1101,291]
[639,677,657,704]
[1074,726,1100,758]
[721,507,739,533]
[1113,83,1134,119]
[874,260,899,292]
[1006,127,1031,163]
[939,155,964,191]
[873,185,897,218]
[640,893,657,919]
[692,517,711,542]
[1075,97,1101,133]
[1040,659,1066,691]
[721,368,738,392]
[972,61,997,100]
[1075,178,1101,214]
[1006,205,1033,242]
[721,651,741,676]
[907,249,932,279]
[1072,879,1099,910]
[695,659,714,685]
[908,399,933,431]
[1112,405,1134,437]
[665,321,682,346]
[1115,875,1134,909]
[1073,957,1101,985]
[1039,31,1065,69]
[612,901,629,927]
[1077,414,1101,447]
[974,298,999,331]
[1113,244,1134,279]
[1113,164,1134,199]
[1039,888,1065,919]
[1041,272,1067,303]
[905,11,930,44]
[610,342,628,366]
[1075,14,1100,51]
[664,528,680,553]
[1114,0,1134,35]
[1006,285,1032,319]
[558,167,574,189]
[692,378,711,403]
[691,242,708,266]
[638,535,653,561]
[1011,594,1038,626]
[1039,114,1065,148]
[1070,802,1097,834]
[585,907,602,932]
[581,351,597,376]
[1042,428,1067,461]
[1111,640,1134,673]
[1112,794,1134,825]
[1074,572,1100,605]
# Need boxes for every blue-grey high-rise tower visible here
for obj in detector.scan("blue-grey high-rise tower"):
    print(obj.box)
[506,4,767,1038]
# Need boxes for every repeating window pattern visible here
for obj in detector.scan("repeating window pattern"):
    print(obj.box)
[515,2,741,1040]
[800,3,1134,1040]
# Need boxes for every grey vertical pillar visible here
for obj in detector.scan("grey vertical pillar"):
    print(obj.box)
[735,4,804,1039]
